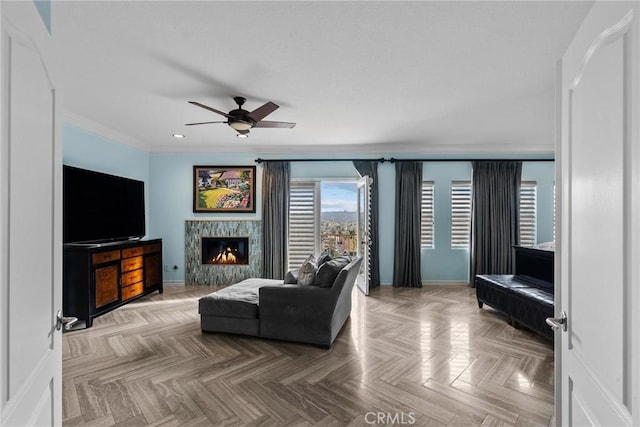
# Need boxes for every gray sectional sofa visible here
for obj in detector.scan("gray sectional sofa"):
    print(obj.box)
[198,256,363,348]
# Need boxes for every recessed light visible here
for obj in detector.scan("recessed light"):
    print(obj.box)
[172,133,186,139]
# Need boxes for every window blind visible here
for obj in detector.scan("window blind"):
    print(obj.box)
[288,181,318,270]
[451,181,472,249]
[519,181,537,247]
[421,181,434,248]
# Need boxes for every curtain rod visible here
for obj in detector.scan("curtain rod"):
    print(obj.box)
[255,157,554,164]
[255,157,387,164]
[386,157,554,163]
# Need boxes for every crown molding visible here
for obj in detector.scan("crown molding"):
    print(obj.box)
[62,109,150,152]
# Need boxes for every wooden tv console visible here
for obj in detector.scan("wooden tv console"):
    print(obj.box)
[63,238,163,329]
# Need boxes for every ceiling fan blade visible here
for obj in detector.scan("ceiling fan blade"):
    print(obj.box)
[253,120,296,128]
[247,102,279,122]
[185,121,227,126]
[188,101,231,118]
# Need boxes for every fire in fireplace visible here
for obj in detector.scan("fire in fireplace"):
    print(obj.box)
[201,237,249,265]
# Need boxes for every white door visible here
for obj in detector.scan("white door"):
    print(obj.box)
[0,2,62,426]
[557,2,639,425]
[356,176,371,295]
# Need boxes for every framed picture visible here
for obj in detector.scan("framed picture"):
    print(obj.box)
[193,166,256,213]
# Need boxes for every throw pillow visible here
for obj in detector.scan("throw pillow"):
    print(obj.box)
[316,250,332,267]
[297,255,318,286]
[313,256,351,288]
[284,268,299,284]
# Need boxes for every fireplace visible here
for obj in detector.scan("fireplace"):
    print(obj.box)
[186,221,261,286]
[201,237,249,265]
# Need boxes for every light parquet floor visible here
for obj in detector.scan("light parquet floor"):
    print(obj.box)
[63,284,554,427]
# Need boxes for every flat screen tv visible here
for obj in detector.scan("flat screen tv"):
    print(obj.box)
[63,165,146,244]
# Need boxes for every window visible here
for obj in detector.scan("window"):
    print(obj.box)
[421,181,434,248]
[519,181,537,247]
[288,180,358,270]
[320,182,358,258]
[451,181,471,249]
[449,181,538,248]
[288,181,319,270]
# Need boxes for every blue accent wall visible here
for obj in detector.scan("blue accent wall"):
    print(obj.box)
[417,161,555,283]
[63,125,555,284]
[522,162,555,244]
[421,162,473,282]
[63,124,149,180]
[148,152,261,281]
[33,0,51,34]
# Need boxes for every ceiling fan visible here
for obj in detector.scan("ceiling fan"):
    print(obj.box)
[186,96,296,137]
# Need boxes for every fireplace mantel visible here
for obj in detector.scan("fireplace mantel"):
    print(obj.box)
[185,220,262,286]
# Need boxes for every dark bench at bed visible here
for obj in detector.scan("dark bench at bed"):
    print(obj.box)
[475,246,554,340]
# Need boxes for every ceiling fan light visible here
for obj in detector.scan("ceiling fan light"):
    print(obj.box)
[229,120,252,131]
[236,133,248,139]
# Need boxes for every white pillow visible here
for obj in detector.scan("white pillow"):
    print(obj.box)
[297,255,318,286]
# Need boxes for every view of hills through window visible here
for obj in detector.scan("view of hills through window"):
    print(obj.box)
[321,182,358,257]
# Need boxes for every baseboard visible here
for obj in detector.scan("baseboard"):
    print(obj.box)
[163,280,185,285]
[377,281,470,286]
[422,280,470,286]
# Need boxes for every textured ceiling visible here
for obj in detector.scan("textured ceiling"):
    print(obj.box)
[51,1,593,154]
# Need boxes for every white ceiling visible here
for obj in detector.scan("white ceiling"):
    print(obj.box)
[51,1,593,155]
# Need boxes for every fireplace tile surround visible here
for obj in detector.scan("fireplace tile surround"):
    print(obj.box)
[185,220,262,286]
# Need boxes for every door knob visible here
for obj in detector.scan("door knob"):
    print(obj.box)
[56,310,78,331]
[546,311,567,332]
